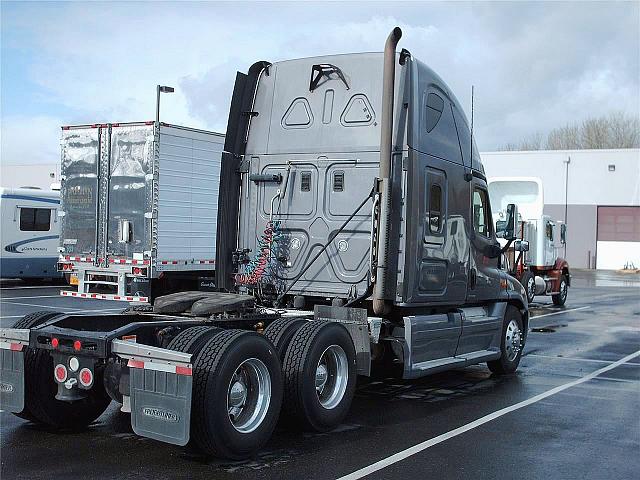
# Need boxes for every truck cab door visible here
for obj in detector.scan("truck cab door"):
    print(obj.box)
[457,180,503,355]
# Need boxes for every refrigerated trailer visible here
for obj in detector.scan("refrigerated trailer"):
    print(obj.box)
[56,122,223,303]
[0,28,529,460]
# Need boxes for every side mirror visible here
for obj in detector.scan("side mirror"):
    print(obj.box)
[560,224,567,244]
[514,240,530,252]
[499,203,518,241]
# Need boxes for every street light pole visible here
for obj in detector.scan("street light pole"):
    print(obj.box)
[155,85,175,125]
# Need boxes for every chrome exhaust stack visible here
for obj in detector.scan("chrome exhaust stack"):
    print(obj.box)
[373,27,402,316]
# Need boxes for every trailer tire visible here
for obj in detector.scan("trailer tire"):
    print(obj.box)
[191,330,282,459]
[552,274,568,306]
[13,311,111,429]
[282,321,357,432]
[11,311,63,422]
[488,305,524,375]
[263,317,308,362]
[521,271,536,304]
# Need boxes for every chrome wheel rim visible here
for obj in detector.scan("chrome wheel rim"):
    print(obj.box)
[315,345,348,410]
[227,358,271,433]
[559,280,567,301]
[527,277,535,300]
[505,320,522,362]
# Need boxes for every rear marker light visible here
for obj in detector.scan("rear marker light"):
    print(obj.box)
[55,364,68,383]
[73,340,82,351]
[51,337,59,348]
[79,368,93,387]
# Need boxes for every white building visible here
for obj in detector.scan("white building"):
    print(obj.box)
[0,163,61,190]
[482,148,640,270]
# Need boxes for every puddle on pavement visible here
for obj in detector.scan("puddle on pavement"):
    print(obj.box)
[531,323,568,333]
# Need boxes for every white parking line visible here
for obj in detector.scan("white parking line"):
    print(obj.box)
[0,295,66,300]
[527,353,640,366]
[0,285,62,290]
[530,305,590,319]
[336,349,640,480]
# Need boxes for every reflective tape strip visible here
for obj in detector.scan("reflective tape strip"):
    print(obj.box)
[127,359,192,376]
[60,291,148,303]
[0,341,24,351]
[160,261,180,265]
[195,260,215,264]
[108,258,150,265]
[63,256,94,262]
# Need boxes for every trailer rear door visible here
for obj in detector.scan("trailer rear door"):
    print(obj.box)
[60,127,100,256]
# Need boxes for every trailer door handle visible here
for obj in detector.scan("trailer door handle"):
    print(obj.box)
[469,268,477,289]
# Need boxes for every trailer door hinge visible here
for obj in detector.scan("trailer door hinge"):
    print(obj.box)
[242,111,259,118]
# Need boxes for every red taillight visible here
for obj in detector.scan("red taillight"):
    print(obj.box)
[79,368,93,387]
[73,340,82,351]
[51,337,59,348]
[133,267,141,275]
[54,364,67,382]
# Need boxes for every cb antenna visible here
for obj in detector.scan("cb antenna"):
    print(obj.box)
[470,85,474,162]
[463,85,475,181]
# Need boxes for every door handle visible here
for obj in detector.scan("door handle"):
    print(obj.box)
[469,268,477,289]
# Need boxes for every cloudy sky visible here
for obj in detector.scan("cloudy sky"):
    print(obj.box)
[1,1,638,164]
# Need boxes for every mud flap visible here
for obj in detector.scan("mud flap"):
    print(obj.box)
[0,348,25,413]
[129,367,192,446]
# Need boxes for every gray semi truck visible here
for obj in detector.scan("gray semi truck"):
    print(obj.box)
[0,28,528,460]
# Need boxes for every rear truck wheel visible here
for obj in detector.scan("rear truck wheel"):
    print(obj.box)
[263,317,308,362]
[521,271,535,304]
[488,306,524,375]
[166,325,221,354]
[552,274,569,306]
[11,311,63,422]
[282,321,357,432]
[12,314,111,429]
[190,330,283,459]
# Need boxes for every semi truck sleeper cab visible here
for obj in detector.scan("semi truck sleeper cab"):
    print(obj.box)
[0,28,528,460]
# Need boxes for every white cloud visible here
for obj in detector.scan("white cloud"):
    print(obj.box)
[1,115,62,165]
[1,0,638,165]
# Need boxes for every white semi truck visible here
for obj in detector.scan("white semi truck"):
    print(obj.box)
[1,29,530,460]
[489,177,570,305]
[56,122,224,303]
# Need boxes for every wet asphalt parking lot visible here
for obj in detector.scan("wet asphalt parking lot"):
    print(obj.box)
[1,270,638,479]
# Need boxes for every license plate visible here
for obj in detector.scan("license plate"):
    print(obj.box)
[70,275,79,286]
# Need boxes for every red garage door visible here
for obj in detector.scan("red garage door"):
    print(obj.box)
[596,206,640,269]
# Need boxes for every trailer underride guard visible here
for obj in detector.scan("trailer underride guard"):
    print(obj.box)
[0,28,529,460]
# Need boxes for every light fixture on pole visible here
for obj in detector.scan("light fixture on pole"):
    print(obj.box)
[156,85,175,125]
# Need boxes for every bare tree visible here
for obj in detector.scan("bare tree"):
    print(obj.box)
[500,111,640,150]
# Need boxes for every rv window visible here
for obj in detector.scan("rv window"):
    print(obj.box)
[425,93,444,133]
[19,208,51,232]
[429,184,442,233]
[472,189,491,238]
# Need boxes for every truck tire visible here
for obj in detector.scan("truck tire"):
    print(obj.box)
[552,274,568,306]
[13,313,111,429]
[487,306,524,375]
[521,271,535,304]
[282,321,357,432]
[191,330,283,459]
[263,317,308,362]
[11,311,63,422]
[166,325,221,355]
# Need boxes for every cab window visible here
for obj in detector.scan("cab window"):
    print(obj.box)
[472,189,492,238]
